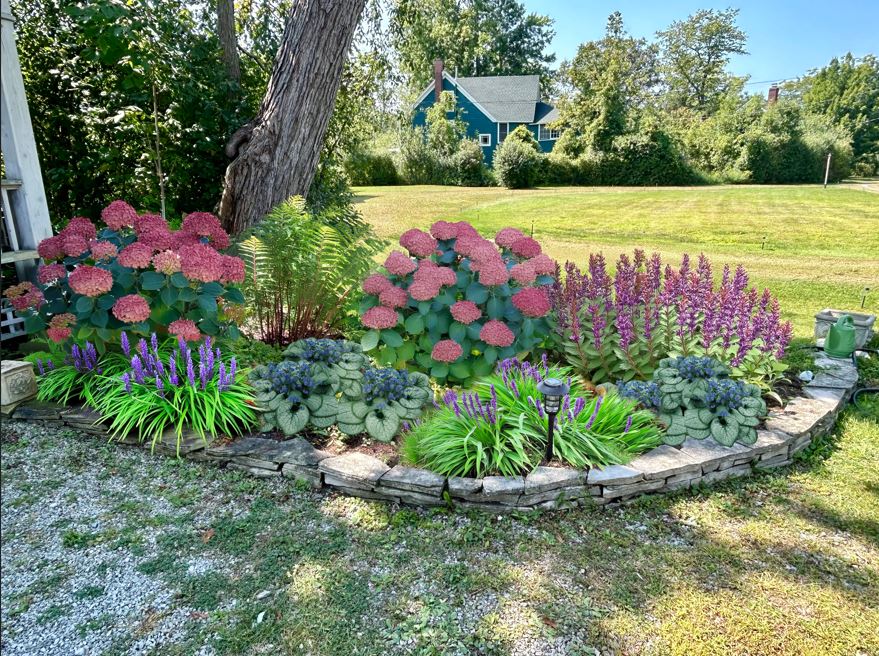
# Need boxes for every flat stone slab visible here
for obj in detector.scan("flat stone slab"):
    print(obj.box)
[319,452,390,489]
[448,477,482,497]
[12,401,64,421]
[603,478,666,499]
[379,465,445,496]
[259,438,331,466]
[482,475,524,498]
[227,462,282,477]
[519,485,589,506]
[61,406,104,424]
[627,446,700,480]
[206,437,277,458]
[678,438,750,473]
[749,429,791,456]
[524,466,584,493]
[699,463,753,485]
[765,397,831,438]
[803,386,846,409]
[388,488,448,507]
[586,464,643,486]
[281,463,322,488]
[231,455,280,471]
[154,429,210,455]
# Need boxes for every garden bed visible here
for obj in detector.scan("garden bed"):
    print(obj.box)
[5,352,857,512]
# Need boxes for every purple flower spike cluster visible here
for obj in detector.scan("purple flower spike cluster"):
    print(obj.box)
[550,250,793,375]
[119,332,236,394]
[69,341,102,374]
[440,387,499,424]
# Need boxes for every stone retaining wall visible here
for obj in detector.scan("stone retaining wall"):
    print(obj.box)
[5,353,859,512]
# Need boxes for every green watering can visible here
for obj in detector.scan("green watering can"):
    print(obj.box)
[824,315,857,359]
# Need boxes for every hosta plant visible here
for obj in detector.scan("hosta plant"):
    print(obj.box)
[4,201,245,351]
[550,251,793,387]
[336,368,433,441]
[358,221,556,385]
[618,356,767,447]
[96,335,256,453]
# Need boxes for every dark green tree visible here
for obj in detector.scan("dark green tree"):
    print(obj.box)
[391,0,555,91]
[657,8,747,116]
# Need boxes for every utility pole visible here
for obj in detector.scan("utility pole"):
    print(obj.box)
[823,152,832,188]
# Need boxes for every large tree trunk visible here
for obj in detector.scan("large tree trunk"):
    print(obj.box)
[216,0,240,83]
[218,0,366,234]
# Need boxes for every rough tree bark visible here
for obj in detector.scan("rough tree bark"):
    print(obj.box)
[216,0,240,83]
[218,0,367,234]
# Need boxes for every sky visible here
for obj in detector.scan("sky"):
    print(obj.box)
[523,0,879,95]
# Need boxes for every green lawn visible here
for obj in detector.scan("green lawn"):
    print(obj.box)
[353,184,879,338]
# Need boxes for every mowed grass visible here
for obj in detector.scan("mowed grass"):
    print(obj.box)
[353,184,879,337]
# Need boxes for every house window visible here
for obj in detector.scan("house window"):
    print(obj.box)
[538,124,561,141]
[498,122,510,142]
[479,133,492,147]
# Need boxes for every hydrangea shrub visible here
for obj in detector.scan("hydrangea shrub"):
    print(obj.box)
[618,356,767,447]
[359,221,556,385]
[550,250,793,386]
[4,201,245,350]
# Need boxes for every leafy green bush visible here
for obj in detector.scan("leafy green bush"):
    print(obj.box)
[402,357,661,477]
[359,221,556,385]
[237,197,383,345]
[452,139,493,186]
[618,356,766,447]
[494,138,543,189]
[397,126,455,184]
[96,335,256,451]
[344,151,400,186]
[5,202,245,352]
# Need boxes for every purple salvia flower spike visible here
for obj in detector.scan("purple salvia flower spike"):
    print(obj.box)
[36,358,45,376]
[120,331,130,357]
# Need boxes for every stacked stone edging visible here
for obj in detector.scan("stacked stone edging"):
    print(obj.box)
[6,353,859,512]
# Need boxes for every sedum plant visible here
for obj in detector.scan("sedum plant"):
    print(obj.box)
[618,356,767,447]
[4,201,246,351]
[550,251,793,388]
[358,221,557,386]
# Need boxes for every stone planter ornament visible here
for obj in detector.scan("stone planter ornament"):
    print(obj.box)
[536,377,570,462]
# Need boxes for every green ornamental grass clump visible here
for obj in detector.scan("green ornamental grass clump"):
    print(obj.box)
[618,356,767,447]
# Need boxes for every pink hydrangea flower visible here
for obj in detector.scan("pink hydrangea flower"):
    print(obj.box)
[152,250,181,275]
[510,262,537,285]
[430,221,459,240]
[38,263,67,284]
[89,240,118,262]
[171,230,202,250]
[37,235,65,261]
[450,300,481,324]
[134,213,167,234]
[454,222,480,239]
[467,240,500,263]
[510,236,541,258]
[362,273,394,295]
[112,294,151,323]
[526,253,556,276]
[180,212,230,250]
[169,318,201,342]
[399,228,438,258]
[480,320,515,347]
[49,312,76,328]
[63,216,98,241]
[379,286,409,308]
[62,234,90,257]
[47,326,72,343]
[495,227,526,248]
[101,201,137,231]
[408,280,441,301]
[512,287,551,317]
[220,255,246,284]
[478,260,510,286]
[453,235,480,256]
[362,305,398,329]
[118,242,155,269]
[384,250,417,277]
[435,266,457,287]
[6,282,44,311]
[179,243,224,283]
[68,266,113,297]
[138,226,174,251]
[432,339,463,363]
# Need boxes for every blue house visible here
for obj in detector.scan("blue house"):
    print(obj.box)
[412,60,560,165]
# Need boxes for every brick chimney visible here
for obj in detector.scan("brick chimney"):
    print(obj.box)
[768,84,779,104]
[434,59,444,101]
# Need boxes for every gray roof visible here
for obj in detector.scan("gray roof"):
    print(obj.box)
[534,102,559,124]
[455,75,543,123]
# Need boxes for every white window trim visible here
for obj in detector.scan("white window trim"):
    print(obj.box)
[537,124,561,141]
[479,133,492,147]
[498,122,510,143]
